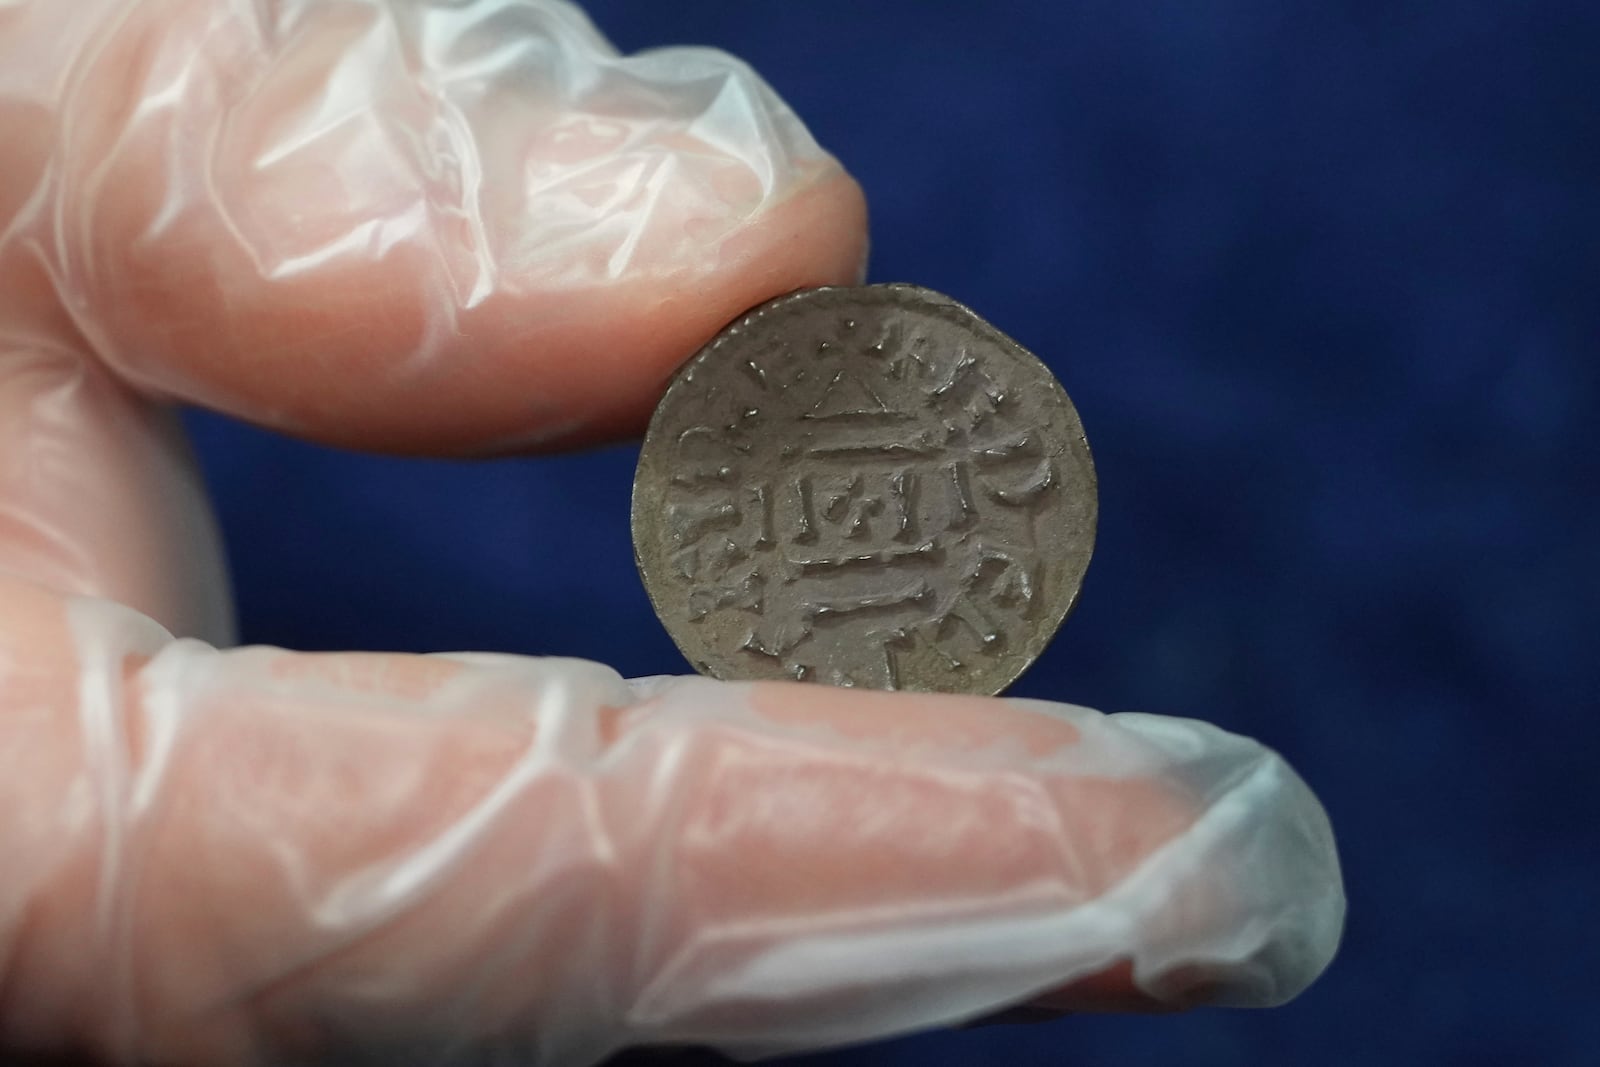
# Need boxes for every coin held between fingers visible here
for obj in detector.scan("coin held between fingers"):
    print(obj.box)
[632,285,1096,695]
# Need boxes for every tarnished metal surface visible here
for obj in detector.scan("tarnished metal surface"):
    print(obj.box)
[633,285,1097,694]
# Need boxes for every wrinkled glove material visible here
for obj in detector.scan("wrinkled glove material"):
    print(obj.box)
[0,2,1345,1064]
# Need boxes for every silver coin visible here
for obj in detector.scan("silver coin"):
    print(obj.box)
[632,284,1097,695]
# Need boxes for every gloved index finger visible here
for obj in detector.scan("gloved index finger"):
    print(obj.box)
[0,578,1343,1064]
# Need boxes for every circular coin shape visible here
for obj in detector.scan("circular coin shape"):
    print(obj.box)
[632,284,1097,695]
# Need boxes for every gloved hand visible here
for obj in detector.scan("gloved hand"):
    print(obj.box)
[0,2,1345,1064]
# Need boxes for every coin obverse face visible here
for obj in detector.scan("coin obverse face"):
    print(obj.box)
[632,284,1097,695]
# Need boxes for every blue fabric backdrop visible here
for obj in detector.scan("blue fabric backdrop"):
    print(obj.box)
[184,2,1598,1064]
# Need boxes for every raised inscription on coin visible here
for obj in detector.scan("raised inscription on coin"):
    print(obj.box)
[632,284,1096,695]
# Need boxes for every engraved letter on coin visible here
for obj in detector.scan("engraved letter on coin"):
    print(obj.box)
[633,285,1097,696]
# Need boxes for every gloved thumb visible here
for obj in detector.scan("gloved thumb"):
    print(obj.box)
[2,0,867,455]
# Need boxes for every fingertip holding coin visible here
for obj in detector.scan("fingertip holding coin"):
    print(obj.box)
[628,293,1343,1020]
[617,674,1335,1025]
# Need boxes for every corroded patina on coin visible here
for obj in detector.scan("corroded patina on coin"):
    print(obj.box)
[632,284,1096,695]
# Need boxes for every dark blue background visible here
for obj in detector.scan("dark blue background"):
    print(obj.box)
[184,3,1599,1065]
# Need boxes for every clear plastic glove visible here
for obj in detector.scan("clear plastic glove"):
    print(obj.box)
[0,2,1345,1064]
